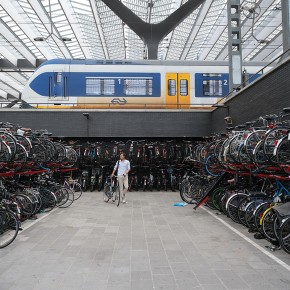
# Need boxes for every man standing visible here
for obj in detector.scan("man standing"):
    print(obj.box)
[111,153,130,204]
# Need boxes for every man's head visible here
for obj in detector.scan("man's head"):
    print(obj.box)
[120,152,125,160]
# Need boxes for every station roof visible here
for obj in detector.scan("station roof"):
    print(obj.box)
[0,0,282,100]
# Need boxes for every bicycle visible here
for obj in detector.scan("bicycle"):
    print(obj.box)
[103,175,120,206]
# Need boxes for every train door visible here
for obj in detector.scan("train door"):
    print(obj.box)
[166,73,190,108]
[49,71,68,100]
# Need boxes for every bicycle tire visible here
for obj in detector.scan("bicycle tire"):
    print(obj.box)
[237,197,249,226]
[0,141,12,162]
[0,209,19,249]
[226,193,248,223]
[39,188,56,212]
[53,187,73,208]
[70,182,82,200]
[15,194,34,221]
[103,184,110,202]
[279,217,290,254]
[253,201,271,234]
[261,208,278,242]
[114,186,120,207]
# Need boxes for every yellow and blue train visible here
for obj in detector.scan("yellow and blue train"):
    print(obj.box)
[21,59,266,109]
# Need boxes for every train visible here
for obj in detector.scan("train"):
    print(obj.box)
[21,59,269,109]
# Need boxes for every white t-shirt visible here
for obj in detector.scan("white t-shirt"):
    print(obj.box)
[114,159,130,176]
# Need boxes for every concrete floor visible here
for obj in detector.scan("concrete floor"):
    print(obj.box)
[1,191,290,290]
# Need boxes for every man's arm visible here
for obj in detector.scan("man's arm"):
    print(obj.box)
[124,161,130,176]
[111,162,118,177]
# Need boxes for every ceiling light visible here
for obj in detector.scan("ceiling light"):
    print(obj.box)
[34,37,45,41]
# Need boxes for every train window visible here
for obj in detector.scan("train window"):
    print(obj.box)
[168,79,176,96]
[124,79,152,95]
[202,73,222,77]
[203,80,223,96]
[86,78,101,95]
[103,79,115,95]
[86,78,115,95]
[180,79,188,96]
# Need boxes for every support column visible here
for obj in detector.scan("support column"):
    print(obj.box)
[282,0,290,58]
[101,0,205,59]
[228,0,242,92]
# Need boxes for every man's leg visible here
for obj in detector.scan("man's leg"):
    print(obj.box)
[118,176,124,201]
[123,175,129,202]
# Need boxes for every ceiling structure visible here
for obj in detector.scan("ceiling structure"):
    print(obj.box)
[0,0,283,100]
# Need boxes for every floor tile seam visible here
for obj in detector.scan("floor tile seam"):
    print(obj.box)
[104,212,121,289]
[201,206,290,274]
[18,207,59,240]
[141,197,155,285]
[163,195,227,290]
[154,201,188,288]
[17,208,69,251]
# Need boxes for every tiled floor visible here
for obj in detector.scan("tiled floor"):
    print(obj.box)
[1,191,290,290]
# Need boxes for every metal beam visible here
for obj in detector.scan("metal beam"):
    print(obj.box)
[89,0,109,59]
[0,20,36,67]
[281,0,290,59]
[101,0,205,59]
[217,0,278,61]
[228,0,242,91]
[26,0,72,59]
[0,46,18,67]
[0,0,53,59]
[58,0,90,58]
[0,59,45,69]
[180,0,211,60]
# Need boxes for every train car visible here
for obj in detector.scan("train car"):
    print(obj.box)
[21,59,269,109]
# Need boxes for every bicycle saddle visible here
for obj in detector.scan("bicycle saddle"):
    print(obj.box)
[283,107,290,113]
[264,114,278,121]
[236,124,246,129]
[247,192,268,199]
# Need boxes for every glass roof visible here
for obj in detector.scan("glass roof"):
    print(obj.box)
[0,0,283,100]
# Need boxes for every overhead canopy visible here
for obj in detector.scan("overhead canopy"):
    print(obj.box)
[0,0,282,100]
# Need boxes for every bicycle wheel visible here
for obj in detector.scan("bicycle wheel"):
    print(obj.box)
[70,182,82,200]
[263,128,287,164]
[13,143,28,170]
[275,136,290,166]
[54,187,73,208]
[39,188,56,212]
[237,197,249,226]
[226,193,248,223]
[30,142,47,163]
[0,209,19,248]
[15,194,34,221]
[54,142,66,162]
[254,202,271,234]
[103,183,110,203]
[280,217,290,254]
[205,155,221,177]
[114,186,120,207]
[261,208,278,242]
[1,133,17,158]
[211,187,226,211]
[0,141,12,162]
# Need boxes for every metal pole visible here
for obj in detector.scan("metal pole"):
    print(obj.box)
[281,0,290,59]
[228,0,242,92]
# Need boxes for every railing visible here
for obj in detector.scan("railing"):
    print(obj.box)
[0,101,215,110]
[214,47,290,106]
